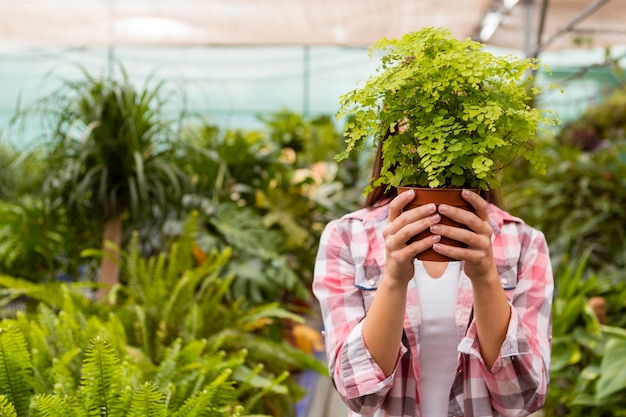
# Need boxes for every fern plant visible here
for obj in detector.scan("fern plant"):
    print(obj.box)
[0,326,32,416]
[0,213,326,416]
[336,27,559,192]
[0,303,296,416]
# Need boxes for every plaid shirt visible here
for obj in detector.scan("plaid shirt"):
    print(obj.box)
[313,203,553,417]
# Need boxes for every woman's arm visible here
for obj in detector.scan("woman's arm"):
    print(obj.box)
[362,190,441,376]
[431,190,553,415]
[429,189,512,367]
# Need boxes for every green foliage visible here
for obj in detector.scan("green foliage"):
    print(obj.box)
[558,83,626,148]
[0,395,17,417]
[175,111,364,305]
[0,322,244,417]
[544,254,626,416]
[127,382,168,417]
[503,90,626,273]
[0,214,326,415]
[0,140,46,200]
[0,198,69,282]
[0,326,32,416]
[336,27,559,191]
[79,336,127,416]
[0,140,18,200]
[32,66,188,224]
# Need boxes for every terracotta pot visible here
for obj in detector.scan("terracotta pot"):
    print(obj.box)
[397,187,478,262]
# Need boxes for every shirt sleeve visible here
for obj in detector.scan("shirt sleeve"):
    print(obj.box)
[312,218,406,414]
[458,226,553,416]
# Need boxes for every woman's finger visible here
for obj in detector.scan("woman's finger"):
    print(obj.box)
[461,189,489,221]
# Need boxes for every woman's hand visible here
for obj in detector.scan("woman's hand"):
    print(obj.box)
[429,189,511,368]
[429,189,498,284]
[383,189,441,284]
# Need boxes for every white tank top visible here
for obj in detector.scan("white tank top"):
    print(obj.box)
[415,260,460,417]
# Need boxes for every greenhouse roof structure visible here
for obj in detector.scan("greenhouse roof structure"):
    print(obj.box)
[1,0,625,53]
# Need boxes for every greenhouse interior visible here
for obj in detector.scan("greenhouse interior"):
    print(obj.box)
[1,1,625,416]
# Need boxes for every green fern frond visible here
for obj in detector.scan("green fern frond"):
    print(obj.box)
[31,393,75,417]
[231,363,286,396]
[79,336,124,417]
[51,349,81,397]
[210,329,326,374]
[152,338,183,389]
[197,273,235,325]
[146,253,167,302]
[102,312,128,355]
[193,248,232,298]
[127,381,167,417]
[6,312,53,392]
[237,302,304,331]
[55,310,81,355]
[174,213,198,273]
[170,369,235,417]
[0,327,32,416]
[28,322,54,392]
[0,276,93,312]
[34,303,62,356]
[0,394,17,417]
[241,370,290,414]
[154,339,236,412]
[160,270,202,334]
[125,232,144,302]
[182,303,201,341]
[133,305,153,360]
[165,242,182,290]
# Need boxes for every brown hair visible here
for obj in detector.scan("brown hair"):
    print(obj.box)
[363,136,502,208]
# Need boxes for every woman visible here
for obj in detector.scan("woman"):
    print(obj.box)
[312,144,553,417]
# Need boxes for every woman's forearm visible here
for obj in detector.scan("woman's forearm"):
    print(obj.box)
[362,276,409,377]
[472,268,511,368]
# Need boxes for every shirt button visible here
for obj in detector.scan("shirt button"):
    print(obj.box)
[500,278,508,286]
[369,279,376,286]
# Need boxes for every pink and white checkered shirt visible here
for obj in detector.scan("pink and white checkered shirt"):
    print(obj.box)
[313,202,553,417]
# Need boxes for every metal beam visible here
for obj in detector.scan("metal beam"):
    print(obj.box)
[531,0,611,57]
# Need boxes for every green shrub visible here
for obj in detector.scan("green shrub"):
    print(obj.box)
[0,214,326,416]
[545,254,626,416]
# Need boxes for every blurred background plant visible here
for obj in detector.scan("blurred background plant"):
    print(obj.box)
[501,80,626,416]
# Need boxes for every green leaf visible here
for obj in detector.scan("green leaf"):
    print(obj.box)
[127,382,168,417]
[0,327,32,417]
[0,395,17,417]
[596,338,626,400]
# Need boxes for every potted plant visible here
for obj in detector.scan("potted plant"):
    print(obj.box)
[335,27,559,260]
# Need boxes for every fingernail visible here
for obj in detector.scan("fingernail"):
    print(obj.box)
[430,224,440,232]
[462,189,470,196]
[430,214,440,222]
[438,204,447,213]
[428,203,436,212]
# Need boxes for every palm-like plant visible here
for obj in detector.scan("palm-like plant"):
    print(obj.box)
[34,67,188,300]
